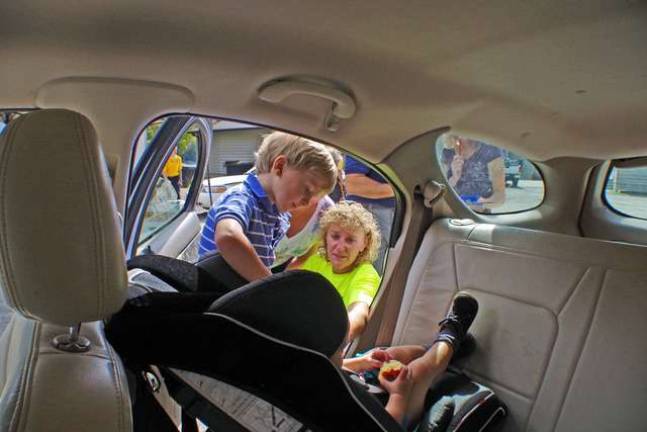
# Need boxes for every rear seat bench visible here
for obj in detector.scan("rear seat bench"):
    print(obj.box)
[393,219,647,432]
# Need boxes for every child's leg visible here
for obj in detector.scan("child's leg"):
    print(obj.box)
[404,341,454,425]
[400,293,479,427]
[383,345,427,364]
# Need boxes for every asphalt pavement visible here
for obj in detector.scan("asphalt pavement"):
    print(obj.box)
[492,180,647,219]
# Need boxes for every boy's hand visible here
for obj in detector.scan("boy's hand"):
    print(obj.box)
[379,365,412,399]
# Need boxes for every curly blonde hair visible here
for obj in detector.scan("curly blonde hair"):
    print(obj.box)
[318,201,381,265]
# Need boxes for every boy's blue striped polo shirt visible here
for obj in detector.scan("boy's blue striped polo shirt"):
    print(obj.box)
[198,173,290,266]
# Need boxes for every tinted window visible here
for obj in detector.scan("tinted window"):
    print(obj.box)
[437,133,544,214]
[604,166,647,220]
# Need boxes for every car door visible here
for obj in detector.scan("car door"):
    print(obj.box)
[124,115,211,260]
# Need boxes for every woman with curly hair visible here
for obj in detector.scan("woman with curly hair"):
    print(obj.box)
[290,201,381,340]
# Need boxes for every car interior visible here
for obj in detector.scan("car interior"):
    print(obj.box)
[1,1,646,431]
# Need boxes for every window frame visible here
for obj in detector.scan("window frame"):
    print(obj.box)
[435,137,547,215]
[601,158,647,221]
[124,115,211,257]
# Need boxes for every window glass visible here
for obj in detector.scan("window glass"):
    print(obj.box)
[0,111,26,135]
[604,166,647,220]
[194,120,397,276]
[132,119,165,170]
[139,125,200,241]
[343,154,396,276]
[437,133,544,214]
[196,120,270,213]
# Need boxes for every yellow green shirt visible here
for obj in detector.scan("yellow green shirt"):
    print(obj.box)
[300,254,380,307]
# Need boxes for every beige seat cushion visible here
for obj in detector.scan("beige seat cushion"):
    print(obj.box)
[393,219,647,432]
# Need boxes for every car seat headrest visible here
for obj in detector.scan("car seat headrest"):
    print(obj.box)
[0,109,127,325]
[208,270,348,357]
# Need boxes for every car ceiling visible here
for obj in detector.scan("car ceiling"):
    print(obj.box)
[1,0,646,162]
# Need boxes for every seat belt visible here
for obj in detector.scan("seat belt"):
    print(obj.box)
[374,181,444,347]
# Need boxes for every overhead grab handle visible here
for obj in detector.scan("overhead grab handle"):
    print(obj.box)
[258,78,356,132]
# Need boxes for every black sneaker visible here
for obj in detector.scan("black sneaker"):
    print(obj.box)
[435,293,479,351]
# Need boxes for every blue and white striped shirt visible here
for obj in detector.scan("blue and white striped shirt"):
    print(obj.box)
[198,174,290,266]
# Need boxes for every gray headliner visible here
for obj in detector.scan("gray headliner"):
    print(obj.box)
[1,0,646,162]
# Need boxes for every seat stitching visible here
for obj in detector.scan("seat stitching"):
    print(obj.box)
[555,267,589,314]
[462,368,533,403]
[464,240,642,271]
[104,331,127,432]
[397,249,432,342]
[36,351,112,360]
[522,266,594,430]
[9,321,40,432]
[551,268,607,431]
[75,115,105,317]
[0,118,25,316]
[466,286,556,319]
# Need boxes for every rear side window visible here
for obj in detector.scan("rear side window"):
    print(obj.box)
[436,133,544,214]
[0,111,26,135]
[604,164,647,220]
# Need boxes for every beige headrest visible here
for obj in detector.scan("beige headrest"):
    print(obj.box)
[0,109,127,325]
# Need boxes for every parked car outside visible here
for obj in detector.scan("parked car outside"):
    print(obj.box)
[197,169,253,210]
[504,151,524,187]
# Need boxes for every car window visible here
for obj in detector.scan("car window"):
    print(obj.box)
[343,154,397,276]
[604,164,647,220]
[132,119,165,170]
[139,123,203,242]
[196,120,270,213]
[0,111,27,135]
[196,120,397,276]
[436,133,544,214]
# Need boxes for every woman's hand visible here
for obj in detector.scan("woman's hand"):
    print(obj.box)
[369,348,393,364]
[342,348,391,372]
[449,156,465,187]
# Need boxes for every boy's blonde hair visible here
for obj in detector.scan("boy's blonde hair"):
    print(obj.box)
[318,201,381,264]
[255,132,338,193]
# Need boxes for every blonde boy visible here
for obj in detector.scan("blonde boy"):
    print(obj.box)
[198,132,337,281]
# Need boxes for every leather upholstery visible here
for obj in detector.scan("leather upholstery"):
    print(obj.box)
[393,219,647,431]
[0,110,131,432]
[0,317,131,432]
[0,109,127,325]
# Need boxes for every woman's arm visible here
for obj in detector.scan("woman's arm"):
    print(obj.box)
[478,157,506,207]
[345,174,395,199]
[447,156,465,188]
[341,348,389,373]
[347,301,370,341]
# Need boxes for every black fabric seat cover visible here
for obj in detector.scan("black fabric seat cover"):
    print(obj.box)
[127,253,247,294]
[106,271,404,432]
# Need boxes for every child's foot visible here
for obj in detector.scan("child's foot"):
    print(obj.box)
[451,333,476,362]
[434,293,478,351]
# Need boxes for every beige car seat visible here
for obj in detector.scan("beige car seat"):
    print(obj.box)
[0,109,132,431]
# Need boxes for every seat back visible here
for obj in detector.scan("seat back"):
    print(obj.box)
[393,218,647,431]
[108,270,405,432]
[0,110,131,431]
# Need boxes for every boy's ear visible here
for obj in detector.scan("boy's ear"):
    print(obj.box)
[271,155,288,175]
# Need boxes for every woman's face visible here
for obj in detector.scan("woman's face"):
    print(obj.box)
[455,138,478,156]
[325,223,368,273]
